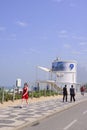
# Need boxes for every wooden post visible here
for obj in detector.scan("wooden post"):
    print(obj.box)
[1,87,4,104]
[13,86,15,102]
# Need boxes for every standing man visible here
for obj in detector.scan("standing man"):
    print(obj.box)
[70,85,75,102]
[63,85,68,102]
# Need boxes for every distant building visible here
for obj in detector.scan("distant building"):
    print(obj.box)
[16,78,21,88]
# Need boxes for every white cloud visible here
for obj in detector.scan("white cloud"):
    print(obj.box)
[39,36,48,40]
[72,51,83,55]
[79,42,87,46]
[58,30,68,38]
[72,49,87,55]
[16,21,28,27]
[64,43,71,49]
[53,0,76,8]
[72,35,87,40]
[58,35,68,38]
[0,27,6,31]
[0,33,16,41]
[4,33,16,41]
[82,49,87,53]
[30,48,40,54]
[69,3,76,7]
[9,34,16,40]
[23,48,40,55]
[53,0,64,3]
[59,30,67,34]
[6,38,16,41]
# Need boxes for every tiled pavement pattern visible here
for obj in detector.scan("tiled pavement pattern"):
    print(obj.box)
[0,93,87,130]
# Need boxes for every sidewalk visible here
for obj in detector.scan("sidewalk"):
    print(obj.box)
[0,93,87,130]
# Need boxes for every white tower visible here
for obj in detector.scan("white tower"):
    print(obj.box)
[52,58,77,91]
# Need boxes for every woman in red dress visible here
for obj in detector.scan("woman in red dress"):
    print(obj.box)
[21,82,29,107]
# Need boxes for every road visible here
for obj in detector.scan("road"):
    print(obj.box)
[21,100,87,130]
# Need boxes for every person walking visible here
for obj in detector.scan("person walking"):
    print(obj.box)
[70,85,75,102]
[80,86,85,96]
[21,82,29,108]
[63,85,68,102]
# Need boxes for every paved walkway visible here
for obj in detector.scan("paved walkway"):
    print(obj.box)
[0,93,87,130]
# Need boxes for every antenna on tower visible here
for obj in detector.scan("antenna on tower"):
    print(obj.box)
[56,57,61,61]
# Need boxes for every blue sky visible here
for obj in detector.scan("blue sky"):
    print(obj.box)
[0,0,87,86]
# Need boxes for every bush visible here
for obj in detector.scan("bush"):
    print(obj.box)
[15,93,22,100]
[0,88,60,103]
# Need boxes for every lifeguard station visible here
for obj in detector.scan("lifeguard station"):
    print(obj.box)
[37,57,78,92]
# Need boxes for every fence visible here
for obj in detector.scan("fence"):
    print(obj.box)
[0,86,62,104]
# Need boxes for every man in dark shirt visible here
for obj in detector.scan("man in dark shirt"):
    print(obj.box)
[63,85,68,102]
[70,85,75,102]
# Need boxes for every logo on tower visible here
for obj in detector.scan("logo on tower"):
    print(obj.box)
[69,64,74,70]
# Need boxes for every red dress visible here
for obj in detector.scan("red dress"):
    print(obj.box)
[22,87,29,99]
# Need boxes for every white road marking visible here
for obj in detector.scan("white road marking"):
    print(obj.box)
[63,120,77,130]
[83,110,87,115]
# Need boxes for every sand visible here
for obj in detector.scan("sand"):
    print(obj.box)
[0,95,62,108]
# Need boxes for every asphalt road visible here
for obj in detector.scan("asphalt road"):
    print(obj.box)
[20,100,87,130]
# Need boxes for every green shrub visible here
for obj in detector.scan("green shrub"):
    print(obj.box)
[0,88,60,103]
